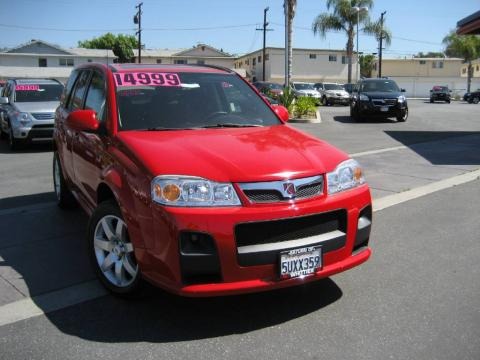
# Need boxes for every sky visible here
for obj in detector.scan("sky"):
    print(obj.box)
[0,0,478,58]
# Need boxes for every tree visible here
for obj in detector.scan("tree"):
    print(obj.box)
[78,33,138,63]
[443,31,480,92]
[284,0,297,87]
[413,51,445,58]
[312,0,391,83]
[359,54,375,77]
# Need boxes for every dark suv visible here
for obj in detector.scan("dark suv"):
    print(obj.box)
[350,78,408,122]
[430,86,451,103]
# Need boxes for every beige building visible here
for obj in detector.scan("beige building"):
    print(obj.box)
[235,47,358,84]
[371,57,480,97]
[460,58,480,79]
[132,44,235,69]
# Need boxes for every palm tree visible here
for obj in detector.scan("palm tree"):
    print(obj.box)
[285,0,297,87]
[312,0,390,82]
[443,31,480,93]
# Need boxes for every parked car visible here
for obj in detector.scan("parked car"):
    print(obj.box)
[314,82,350,106]
[252,81,284,99]
[343,83,357,94]
[464,90,480,104]
[54,63,372,297]
[0,78,64,149]
[350,78,408,122]
[291,82,321,104]
[429,86,451,103]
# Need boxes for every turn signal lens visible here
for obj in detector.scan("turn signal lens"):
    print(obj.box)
[162,184,181,202]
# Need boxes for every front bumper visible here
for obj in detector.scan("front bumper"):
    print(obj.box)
[327,96,350,104]
[136,185,372,297]
[12,124,54,142]
[355,100,407,117]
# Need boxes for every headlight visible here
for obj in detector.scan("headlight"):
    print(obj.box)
[398,95,406,103]
[151,176,241,207]
[359,94,369,101]
[327,159,365,195]
[14,112,33,126]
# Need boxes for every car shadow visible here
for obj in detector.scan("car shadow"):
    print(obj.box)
[334,116,397,124]
[385,130,480,165]
[0,191,343,342]
[423,101,450,104]
[0,138,53,154]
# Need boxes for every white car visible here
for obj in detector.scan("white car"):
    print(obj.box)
[314,83,350,106]
[291,82,321,104]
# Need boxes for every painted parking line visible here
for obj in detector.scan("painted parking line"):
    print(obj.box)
[350,145,407,158]
[0,169,479,328]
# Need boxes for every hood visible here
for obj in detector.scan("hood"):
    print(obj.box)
[297,90,318,95]
[13,101,59,113]
[116,125,348,183]
[363,92,402,99]
[326,90,349,96]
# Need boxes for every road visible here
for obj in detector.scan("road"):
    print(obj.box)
[0,100,479,359]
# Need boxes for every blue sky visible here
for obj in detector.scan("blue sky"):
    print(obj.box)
[0,0,477,58]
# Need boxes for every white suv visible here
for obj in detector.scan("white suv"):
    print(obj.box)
[0,79,64,149]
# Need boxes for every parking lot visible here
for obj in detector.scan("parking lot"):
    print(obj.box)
[0,100,479,359]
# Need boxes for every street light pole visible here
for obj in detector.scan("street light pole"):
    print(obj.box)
[352,6,368,82]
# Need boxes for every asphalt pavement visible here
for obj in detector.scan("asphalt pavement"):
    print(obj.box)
[0,100,479,359]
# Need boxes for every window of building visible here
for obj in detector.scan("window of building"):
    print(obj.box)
[174,59,187,64]
[309,54,317,59]
[258,55,262,63]
[432,61,444,69]
[245,59,249,65]
[265,54,269,61]
[342,55,347,64]
[419,60,426,65]
[476,65,479,71]
[329,55,337,62]
[197,60,205,65]
[253,58,256,66]
[462,68,467,74]
[59,58,74,67]
[38,58,47,67]
[156,59,162,64]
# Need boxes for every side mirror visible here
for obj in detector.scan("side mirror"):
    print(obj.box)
[0,97,9,105]
[401,88,406,92]
[273,105,290,122]
[66,110,99,132]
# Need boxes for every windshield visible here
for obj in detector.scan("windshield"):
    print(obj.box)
[293,83,315,91]
[324,84,344,91]
[14,84,64,102]
[115,72,281,130]
[361,80,400,93]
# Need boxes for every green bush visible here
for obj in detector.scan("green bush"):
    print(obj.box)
[294,96,317,118]
[278,87,295,113]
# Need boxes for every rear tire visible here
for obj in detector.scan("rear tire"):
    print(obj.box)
[88,200,143,297]
[53,152,77,209]
[430,98,434,103]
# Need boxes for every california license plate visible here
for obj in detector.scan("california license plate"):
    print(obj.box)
[380,106,389,112]
[280,246,322,279]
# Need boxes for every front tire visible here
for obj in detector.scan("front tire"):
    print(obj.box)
[88,200,142,296]
[397,108,408,122]
[473,97,480,104]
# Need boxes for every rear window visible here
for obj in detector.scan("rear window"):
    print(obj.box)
[15,84,64,102]
[115,72,280,130]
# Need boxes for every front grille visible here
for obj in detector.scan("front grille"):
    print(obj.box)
[235,210,347,266]
[372,99,397,106]
[31,112,55,120]
[239,175,324,204]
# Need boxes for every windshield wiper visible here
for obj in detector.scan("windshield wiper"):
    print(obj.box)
[145,127,198,131]
[200,123,263,129]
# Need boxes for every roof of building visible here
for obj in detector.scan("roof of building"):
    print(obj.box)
[237,47,349,59]
[457,10,480,35]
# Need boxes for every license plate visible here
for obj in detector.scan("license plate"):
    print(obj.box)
[280,246,322,279]
[380,106,389,112]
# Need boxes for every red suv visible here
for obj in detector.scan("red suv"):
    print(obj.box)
[53,63,372,297]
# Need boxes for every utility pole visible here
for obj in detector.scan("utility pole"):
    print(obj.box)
[256,7,273,81]
[378,11,386,78]
[284,0,289,87]
[134,2,143,63]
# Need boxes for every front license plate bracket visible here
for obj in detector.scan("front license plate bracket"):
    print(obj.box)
[279,246,322,279]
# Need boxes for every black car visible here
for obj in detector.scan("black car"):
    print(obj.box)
[350,78,408,122]
[430,86,451,103]
[464,90,480,104]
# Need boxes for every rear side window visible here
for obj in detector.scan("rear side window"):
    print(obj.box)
[84,71,106,123]
[70,71,91,111]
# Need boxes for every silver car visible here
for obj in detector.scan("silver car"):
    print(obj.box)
[0,79,64,149]
[291,82,321,104]
[314,83,350,106]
